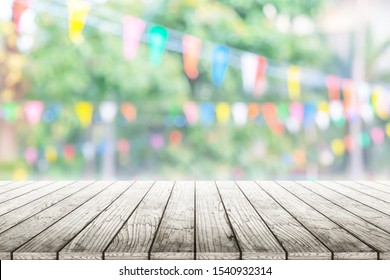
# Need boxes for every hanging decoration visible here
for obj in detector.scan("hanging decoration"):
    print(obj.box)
[123,16,145,60]
[24,100,44,124]
[182,35,202,80]
[200,103,215,125]
[150,133,165,150]
[241,52,258,94]
[63,144,76,161]
[67,0,90,44]
[12,0,31,33]
[216,102,230,124]
[99,101,118,123]
[148,25,168,66]
[24,147,38,165]
[75,102,93,127]
[232,103,248,126]
[326,76,340,100]
[303,103,317,128]
[169,130,182,145]
[315,102,330,131]
[183,101,199,125]
[287,66,301,100]
[342,80,358,121]
[212,45,229,87]
[254,56,268,96]
[248,103,261,121]
[371,86,389,120]
[120,102,137,122]
[2,102,20,122]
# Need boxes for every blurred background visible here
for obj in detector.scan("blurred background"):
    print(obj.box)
[1,0,390,180]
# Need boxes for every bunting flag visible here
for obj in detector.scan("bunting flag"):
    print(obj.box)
[24,147,38,165]
[212,45,229,87]
[254,56,268,96]
[286,102,303,133]
[63,144,76,161]
[342,79,358,121]
[150,133,165,150]
[120,102,137,122]
[241,52,258,94]
[24,100,44,124]
[183,101,199,125]
[315,102,330,131]
[371,86,389,120]
[75,102,93,127]
[123,16,145,60]
[331,139,345,156]
[67,0,90,44]
[82,142,95,161]
[99,101,117,123]
[216,102,230,124]
[387,123,390,138]
[329,100,345,126]
[232,103,248,126]
[277,103,289,122]
[148,25,168,66]
[326,76,340,100]
[262,102,283,134]
[287,66,301,100]
[359,132,371,148]
[182,35,202,79]
[117,139,130,154]
[303,103,317,128]
[45,146,58,163]
[169,130,182,145]
[248,103,261,120]
[12,0,31,32]
[371,127,385,144]
[2,102,20,122]
[200,103,215,125]
[360,103,374,124]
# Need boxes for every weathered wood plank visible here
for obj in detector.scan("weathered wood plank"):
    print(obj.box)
[0,182,11,187]
[0,181,33,195]
[279,181,390,260]
[195,181,240,260]
[0,181,93,234]
[357,181,390,195]
[237,181,331,260]
[216,181,285,260]
[105,181,174,260]
[317,181,390,217]
[150,181,194,260]
[0,181,113,260]
[257,181,376,260]
[337,181,390,203]
[59,181,154,260]
[13,181,133,260]
[0,181,73,217]
[297,181,390,234]
[0,181,54,204]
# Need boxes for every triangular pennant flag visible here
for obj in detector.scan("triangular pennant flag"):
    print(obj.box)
[182,35,202,79]
[248,103,261,120]
[63,144,76,161]
[212,45,229,86]
[24,147,38,165]
[117,139,130,154]
[360,103,374,124]
[277,103,289,122]
[216,102,230,124]
[2,102,20,122]
[241,52,258,94]
[120,102,137,122]
[232,103,248,126]
[342,79,358,121]
[169,130,182,145]
[371,127,385,144]
[200,103,215,125]
[329,100,345,127]
[150,133,165,150]
[303,103,317,128]
[12,0,31,32]
[372,86,389,120]
[287,66,301,100]
[67,0,90,44]
[45,146,58,163]
[254,56,268,96]
[326,75,340,100]
[24,100,44,124]
[183,101,199,125]
[148,25,168,66]
[99,101,118,123]
[123,16,145,60]
[75,102,93,127]
[262,102,278,127]
[290,102,304,122]
[331,139,345,156]
[315,101,330,130]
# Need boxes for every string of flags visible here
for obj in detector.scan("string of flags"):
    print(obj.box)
[7,0,390,100]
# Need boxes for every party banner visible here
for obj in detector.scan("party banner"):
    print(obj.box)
[123,16,145,60]
[212,45,230,86]
[232,103,248,126]
[182,35,202,79]
[287,66,301,100]
[67,0,90,44]
[75,102,93,127]
[216,102,230,124]
[24,100,44,124]
[148,25,168,66]
[241,52,258,94]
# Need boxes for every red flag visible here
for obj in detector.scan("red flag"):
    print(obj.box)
[182,35,202,79]
[326,76,340,100]
[12,0,31,32]
[254,56,267,96]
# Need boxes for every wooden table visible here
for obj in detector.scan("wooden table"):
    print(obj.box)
[1,181,390,260]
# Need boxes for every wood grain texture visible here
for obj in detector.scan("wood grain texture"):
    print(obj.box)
[0,181,73,217]
[59,181,153,260]
[150,181,195,260]
[317,181,390,217]
[337,181,390,203]
[279,181,390,260]
[257,181,376,260]
[195,181,240,260]
[0,181,93,234]
[0,182,11,187]
[216,181,285,260]
[105,181,174,260]
[0,181,33,195]
[237,181,331,260]
[0,181,113,260]
[298,181,390,234]
[356,181,390,195]
[0,181,52,203]
[13,181,132,260]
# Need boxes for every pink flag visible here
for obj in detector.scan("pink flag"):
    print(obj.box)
[183,101,199,125]
[123,16,145,60]
[182,35,202,79]
[24,100,44,124]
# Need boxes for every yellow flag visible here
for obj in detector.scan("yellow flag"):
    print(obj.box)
[45,146,58,163]
[318,101,329,112]
[287,66,301,100]
[216,102,231,124]
[68,0,90,44]
[371,86,389,120]
[331,139,345,156]
[75,102,93,127]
